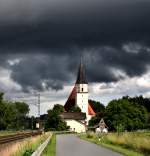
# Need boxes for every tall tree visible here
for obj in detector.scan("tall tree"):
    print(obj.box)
[0,92,30,130]
[45,104,68,131]
[105,98,148,131]
[88,99,105,126]
[0,93,7,130]
[89,99,105,113]
[53,104,64,114]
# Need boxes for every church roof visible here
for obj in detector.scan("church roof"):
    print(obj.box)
[64,85,96,115]
[76,59,88,84]
[88,103,96,116]
[64,86,76,111]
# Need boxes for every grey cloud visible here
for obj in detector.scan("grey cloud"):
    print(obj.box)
[9,53,76,92]
[0,0,150,92]
[2,46,149,92]
[0,0,150,50]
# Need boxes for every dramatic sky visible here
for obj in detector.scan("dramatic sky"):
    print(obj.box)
[0,0,150,116]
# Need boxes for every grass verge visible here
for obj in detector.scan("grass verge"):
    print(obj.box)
[9,132,51,156]
[41,134,56,156]
[79,134,146,156]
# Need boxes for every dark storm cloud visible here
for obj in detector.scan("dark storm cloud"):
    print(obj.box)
[86,47,150,83]
[5,46,150,92]
[0,0,150,50]
[0,0,150,92]
[9,52,79,92]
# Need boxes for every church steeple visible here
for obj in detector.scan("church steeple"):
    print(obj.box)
[76,57,88,84]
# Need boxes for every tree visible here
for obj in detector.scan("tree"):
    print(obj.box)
[105,98,148,131]
[0,92,4,102]
[127,95,150,112]
[89,112,105,127]
[89,99,105,113]
[88,99,105,126]
[0,101,7,130]
[45,104,68,131]
[53,104,64,114]
[0,92,30,130]
[12,102,29,130]
[69,106,81,112]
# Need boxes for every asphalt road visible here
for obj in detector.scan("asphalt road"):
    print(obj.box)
[56,134,122,156]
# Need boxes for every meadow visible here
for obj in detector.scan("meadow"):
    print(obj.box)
[80,131,150,156]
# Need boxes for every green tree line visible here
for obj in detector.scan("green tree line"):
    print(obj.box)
[0,93,30,130]
[89,96,150,131]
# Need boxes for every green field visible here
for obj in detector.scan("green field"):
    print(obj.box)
[80,131,150,156]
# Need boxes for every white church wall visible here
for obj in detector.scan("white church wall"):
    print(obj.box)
[65,119,86,133]
[76,84,88,93]
[76,93,88,113]
[76,83,88,114]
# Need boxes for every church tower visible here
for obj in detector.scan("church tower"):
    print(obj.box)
[64,58,95,126]
[75,59,89,119]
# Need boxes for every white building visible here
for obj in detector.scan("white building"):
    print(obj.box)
[61,60,96,133]
[60,112,87,133]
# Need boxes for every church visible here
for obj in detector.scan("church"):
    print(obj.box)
[60,60,96,133]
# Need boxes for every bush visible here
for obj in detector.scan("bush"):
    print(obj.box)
[86,132,95,138]
[23,149,34,156]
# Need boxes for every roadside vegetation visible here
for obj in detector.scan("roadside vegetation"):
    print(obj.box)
[12,132,51,156]
[80,131,150,156]
[0,132,51,156]
[41,134,56,156]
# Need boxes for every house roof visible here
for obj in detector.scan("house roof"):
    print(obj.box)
[94,118,108,128]
[60,112,86,120]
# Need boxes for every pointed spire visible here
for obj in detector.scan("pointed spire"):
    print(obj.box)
[76,56,88,84]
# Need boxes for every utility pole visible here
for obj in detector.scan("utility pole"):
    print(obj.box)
[38,93,41,130]
[37,93,40,118]
[35,93,41,130]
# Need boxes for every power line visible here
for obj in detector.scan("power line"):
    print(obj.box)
[10,93,41,117]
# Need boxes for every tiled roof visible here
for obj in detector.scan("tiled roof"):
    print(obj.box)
[60,112,86,120]
[64,86,76,111]
[88,103,96,116]
[64,85,96,116]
